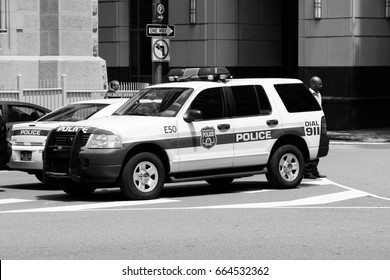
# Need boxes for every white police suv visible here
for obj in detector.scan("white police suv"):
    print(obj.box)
[8,98,128,182]
[43,67,329,199]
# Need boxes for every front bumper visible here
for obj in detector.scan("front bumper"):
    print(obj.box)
[45,148,126,183]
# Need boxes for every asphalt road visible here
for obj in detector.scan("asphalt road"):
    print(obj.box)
[1,142,389,260]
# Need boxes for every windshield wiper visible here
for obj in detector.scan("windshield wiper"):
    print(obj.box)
[128,112,152,116]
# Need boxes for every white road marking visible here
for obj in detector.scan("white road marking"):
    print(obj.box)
[241,189,274,194]
[242,178,330,194]
[1,179,389,213]
[300,179,331,186]
[1,199,179,213]
[330,141,388,145]
[325,179,390,201]
[186,189,369,209]
[0,199,32,205]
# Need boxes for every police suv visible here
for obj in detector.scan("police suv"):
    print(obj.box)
[43,67,329,199]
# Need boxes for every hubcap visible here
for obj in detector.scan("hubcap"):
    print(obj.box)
[133,161,158,192]
[278,153,299,181]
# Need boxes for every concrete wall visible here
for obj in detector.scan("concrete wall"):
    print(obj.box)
[170,0,282,68]
[98,0,129,69]
[299,0,390,67]
[0,0,107,90]
[299,0,390,129]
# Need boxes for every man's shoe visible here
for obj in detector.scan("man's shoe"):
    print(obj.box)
[313,173,327,178]
[304,173,317,179]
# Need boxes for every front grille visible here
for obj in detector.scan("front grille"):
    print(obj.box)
[51,132,90,147]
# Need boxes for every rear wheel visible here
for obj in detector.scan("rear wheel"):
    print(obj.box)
[119,152,165,200]
[266,144,304,189]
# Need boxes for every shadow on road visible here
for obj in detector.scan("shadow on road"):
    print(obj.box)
[161,180,274,198]
[1,177,313,203]
[25,180,278,203]
[0,182,62,191]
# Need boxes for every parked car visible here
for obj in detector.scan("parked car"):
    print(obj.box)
[8,98,129,181]
[0,101,51,170]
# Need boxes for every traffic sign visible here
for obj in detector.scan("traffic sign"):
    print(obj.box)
[152,38,170,62]
[146,24,175,37]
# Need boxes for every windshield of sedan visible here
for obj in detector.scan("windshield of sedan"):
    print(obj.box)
[38,103,108,122]
[113,87,193,117]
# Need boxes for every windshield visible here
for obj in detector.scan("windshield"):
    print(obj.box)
[38,103,108,122]
[113,87,193,117]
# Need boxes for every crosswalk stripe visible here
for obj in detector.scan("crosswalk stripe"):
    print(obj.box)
[2,198,179,213]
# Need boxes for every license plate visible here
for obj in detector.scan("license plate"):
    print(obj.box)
[21,151,32,161]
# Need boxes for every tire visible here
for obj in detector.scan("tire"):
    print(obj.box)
[206,178,234,186]
[119,152,165,200]
[35,172,44,183]
[266,144,304,189]
[36,172,55,186]
[62,182,96,198]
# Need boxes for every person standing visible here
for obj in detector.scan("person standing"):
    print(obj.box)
[104,80,120,98]
[304,76,327,179]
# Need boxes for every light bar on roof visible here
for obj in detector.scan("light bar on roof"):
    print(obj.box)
[167,67,231,82]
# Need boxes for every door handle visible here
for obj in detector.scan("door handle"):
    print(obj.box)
[266,119,278,126]
[217,124,230,130]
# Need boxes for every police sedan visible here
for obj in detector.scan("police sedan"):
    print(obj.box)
[8,98,129,182]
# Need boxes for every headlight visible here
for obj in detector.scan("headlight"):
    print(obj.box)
[87,134,122,149]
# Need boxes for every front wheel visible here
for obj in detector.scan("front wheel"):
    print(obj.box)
[266,145,304,189]
[38,172,56,186]
[119,152,165,200]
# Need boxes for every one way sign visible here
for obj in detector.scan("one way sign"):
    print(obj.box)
[146,24,175,37]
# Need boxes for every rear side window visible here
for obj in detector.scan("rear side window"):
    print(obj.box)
[7,105,47,122]
[274,83,321,112]
[231,85,271,117]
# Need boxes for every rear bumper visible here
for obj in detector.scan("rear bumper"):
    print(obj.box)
[317,134,329,158]
[9,146,44,170]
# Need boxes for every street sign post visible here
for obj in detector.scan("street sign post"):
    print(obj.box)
[151,0,169,85]
[146,24,175,37]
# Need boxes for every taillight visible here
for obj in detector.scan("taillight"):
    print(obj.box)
[321,116,327,135]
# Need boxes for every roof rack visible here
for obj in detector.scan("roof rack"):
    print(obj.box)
[167,67,232,82]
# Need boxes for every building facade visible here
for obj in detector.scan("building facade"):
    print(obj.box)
[0,0,106,90]
[1,0,390,129]
[97,0,390,130]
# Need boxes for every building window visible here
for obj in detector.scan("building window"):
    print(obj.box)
[0,0,8,33]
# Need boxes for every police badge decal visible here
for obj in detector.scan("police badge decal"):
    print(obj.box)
[200,126,217,149]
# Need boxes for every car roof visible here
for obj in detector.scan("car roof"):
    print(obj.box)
[67,98,129,105]
[146,78,303,90]
[0,100,51,112]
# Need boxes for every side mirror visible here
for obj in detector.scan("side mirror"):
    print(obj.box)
[184,109,203,122]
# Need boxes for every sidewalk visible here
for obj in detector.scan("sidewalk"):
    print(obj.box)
[328,127,390,143]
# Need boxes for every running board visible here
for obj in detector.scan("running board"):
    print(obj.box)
[169,168,267,183]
